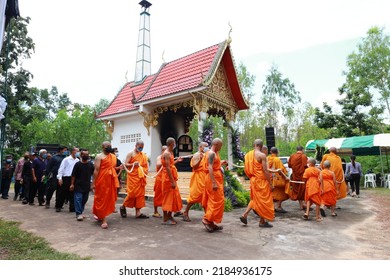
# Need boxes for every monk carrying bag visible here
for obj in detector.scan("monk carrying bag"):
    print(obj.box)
[273,172,285,187]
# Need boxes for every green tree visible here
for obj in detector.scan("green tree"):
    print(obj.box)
[94,98,111,116]
[344,26,390,123]
[314,26,390,138]
[23,106,109,155]
[260,64,301,129]
[1,17,35,156]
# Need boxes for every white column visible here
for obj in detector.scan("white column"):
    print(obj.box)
[227,120,234,170]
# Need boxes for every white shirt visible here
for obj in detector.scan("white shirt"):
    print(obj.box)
[57,155,79,179]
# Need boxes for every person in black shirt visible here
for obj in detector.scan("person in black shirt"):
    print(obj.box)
[31,149,48,206]
[1,155,15,199]
[45,145,68,209]
[70,149,94,221]
[21,153,36,204]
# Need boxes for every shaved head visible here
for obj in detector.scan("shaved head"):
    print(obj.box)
[329,147,337,153]
[102,141,111,148]
[199,142,208,148]
[166,137,175,146]
[212,138,223,146]
[297,145,304,151]
[161,145,167,151]
[308,158,316,166]
[136,140,144,146]
[323,160,331,168]
[254,139,263,148]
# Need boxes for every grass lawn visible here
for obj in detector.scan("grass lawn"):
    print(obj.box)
[0,219,90,260]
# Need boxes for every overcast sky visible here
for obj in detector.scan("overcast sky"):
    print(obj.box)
[19,0,390,109]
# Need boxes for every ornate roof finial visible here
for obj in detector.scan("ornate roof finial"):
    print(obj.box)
[125,70,128,83]
[162,50,165,63]
[227,22,233,44]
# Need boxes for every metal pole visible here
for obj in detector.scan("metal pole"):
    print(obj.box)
[0,21,12,184]
[379,147,384,184]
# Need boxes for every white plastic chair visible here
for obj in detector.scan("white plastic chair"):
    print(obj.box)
[364,174,376,188]
[383,174,390,189]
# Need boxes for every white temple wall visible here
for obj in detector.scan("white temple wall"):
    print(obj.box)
[111,115,149,163]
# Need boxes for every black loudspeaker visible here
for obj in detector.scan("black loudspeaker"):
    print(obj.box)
[265,127,275,149]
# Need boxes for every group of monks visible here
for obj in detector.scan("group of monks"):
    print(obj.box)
[91,137,228,232]
[91,137,348,230]
[240,142,348,226]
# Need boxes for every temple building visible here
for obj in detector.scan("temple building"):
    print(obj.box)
[97,1,249,170]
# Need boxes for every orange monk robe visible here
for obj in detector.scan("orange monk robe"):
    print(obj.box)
[320,169,337,207]
[244,151,255,201]
[153,166,163,207]
[303,166,322,205]
[123,152,148,209]
[202,151,224,224]
[187,154,207,204]
[321,153,347,199]
[161,152,183,212]
[288,151,308,201]
[268,154,289,202]
[244,150,274,221]
[93,153,119,219]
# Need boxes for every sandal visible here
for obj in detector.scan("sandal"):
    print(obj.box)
[182,214,191,222]
[240,216,248,225]
[162,220,177,225]
[302,214,309,220]
[259,222,273,228]
[275,208,287,213]
[331,213,337,217]
[94,215,102,222]
[174,211,184,217]
[152,213,162,218]
[119,206,127,218]
[136,213,149,219]
[213,224,223,231]
[320,208,326,217]
[316,218,322,222]
[101,222,108,229]
[202,219,215,232]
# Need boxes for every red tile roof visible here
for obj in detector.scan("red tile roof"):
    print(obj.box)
[98,75,156,118]
[136,43,220,103]
[98,40,248,119]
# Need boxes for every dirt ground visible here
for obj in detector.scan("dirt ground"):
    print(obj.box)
[0,188,389,260]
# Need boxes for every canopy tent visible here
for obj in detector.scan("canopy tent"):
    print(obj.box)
[305,133,390,156]
[305,133,390,174]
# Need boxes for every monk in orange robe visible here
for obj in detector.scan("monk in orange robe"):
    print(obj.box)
[320,160,337,217]
[288,145,308,210]
[182,142,208,222]
[320,147,347,200]
[161,137,183,225]
[152,145,167,218]
[202,138,227,232]
[92,141,119,229]
[268,147,290,213]
[240,139,274,228]
[302,158,322,222]
[120,140,149,219]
